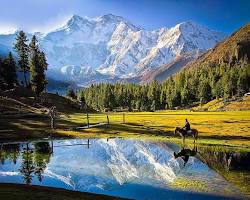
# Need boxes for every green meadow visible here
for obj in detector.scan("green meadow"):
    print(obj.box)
[1,110,250,149]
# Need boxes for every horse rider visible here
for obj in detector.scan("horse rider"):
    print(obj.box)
[183,119,191,132]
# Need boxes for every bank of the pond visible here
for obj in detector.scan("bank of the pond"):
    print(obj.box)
[0,183,242,200]
[0,183,127,200]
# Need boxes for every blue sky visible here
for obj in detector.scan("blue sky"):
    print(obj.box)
[0,0,249,34]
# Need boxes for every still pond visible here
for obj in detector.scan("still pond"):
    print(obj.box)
[0,138,249,199]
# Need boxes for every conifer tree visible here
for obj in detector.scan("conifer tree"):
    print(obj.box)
[66,88,77,99]
[3,52,18,88]
[38,50,48,92]
[29,35,47,96]
[0,57,5,90]
[14,31,29,87]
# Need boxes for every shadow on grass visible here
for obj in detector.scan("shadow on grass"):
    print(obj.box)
[1,115,250,143]
[78,122,250,142]
[0,115,85,142]
[77,122,174,137]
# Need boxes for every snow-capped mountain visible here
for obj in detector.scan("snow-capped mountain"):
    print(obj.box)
[0,14,226,86]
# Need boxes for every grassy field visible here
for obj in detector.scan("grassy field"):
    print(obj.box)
[63,110,250,147]
[1,92,249,199]
[1,109,250,149]
[0,90,249,148]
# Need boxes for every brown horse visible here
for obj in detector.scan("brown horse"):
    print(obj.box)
[174,127,198,143]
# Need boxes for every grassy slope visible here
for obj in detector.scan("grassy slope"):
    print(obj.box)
[193,96,250,111]
[0,183,126,200]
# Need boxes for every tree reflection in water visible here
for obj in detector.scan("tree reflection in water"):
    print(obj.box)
[0,143,20,165]
[34,142,52,182]
[0,141,53,185]
[19,143,35,185]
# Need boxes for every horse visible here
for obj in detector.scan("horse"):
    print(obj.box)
[174,127,198,143]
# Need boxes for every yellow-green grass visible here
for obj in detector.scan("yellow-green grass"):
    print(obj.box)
[193,96,250,111]
[63,110,250,145]
[1,110,250,149]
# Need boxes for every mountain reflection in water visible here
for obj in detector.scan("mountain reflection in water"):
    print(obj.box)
[0,138,248,199]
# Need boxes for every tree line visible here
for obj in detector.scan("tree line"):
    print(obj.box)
[78,64,250,111]
[0,31,48,96]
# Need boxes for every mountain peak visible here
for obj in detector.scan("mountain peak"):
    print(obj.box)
[175,21,209,32]
[67,14,83,23]
[96,13,125,22]
[63,14,94,31]
[175,21,225,37]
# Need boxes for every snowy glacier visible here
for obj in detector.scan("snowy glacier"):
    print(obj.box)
[0,14,226,85]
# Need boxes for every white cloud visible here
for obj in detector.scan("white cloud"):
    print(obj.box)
[0,24,17,34]
[29,14,72,33]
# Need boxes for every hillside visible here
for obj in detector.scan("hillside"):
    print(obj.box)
[185,23,250,68]
[0,87,84,115]
[193,96,250,111]
[0,87,93,141]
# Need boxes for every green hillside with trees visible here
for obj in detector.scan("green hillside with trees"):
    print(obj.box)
[78,24,250,112]
[78,62,250,112]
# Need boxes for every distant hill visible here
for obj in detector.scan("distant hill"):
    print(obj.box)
[185,23,250,68]
[192,96,250,111]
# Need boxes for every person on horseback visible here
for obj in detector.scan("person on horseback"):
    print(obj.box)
[183,119,190,132]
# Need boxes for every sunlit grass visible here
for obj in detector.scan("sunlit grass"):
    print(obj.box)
[1,110,250,149]
[65,110,250,138]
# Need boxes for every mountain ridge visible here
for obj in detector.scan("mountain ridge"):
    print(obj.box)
[0,14,226,86]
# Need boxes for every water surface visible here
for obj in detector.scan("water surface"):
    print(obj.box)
[0,138,248,199]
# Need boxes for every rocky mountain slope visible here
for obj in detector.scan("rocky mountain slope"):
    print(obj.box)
[0,14,226,86]
[140,51,202,83]
[184,23,250,69]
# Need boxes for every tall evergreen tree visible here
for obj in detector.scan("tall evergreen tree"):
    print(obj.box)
[0,57,5,90]
[29,35,47,96]
[38,50,48,92]
[66,88,77,99]
[4,52,18,88]
[14,31,29,87]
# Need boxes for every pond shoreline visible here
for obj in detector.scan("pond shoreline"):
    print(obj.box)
[0,181,243,200]
[0,128,249,152]
[0,183,127,200]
